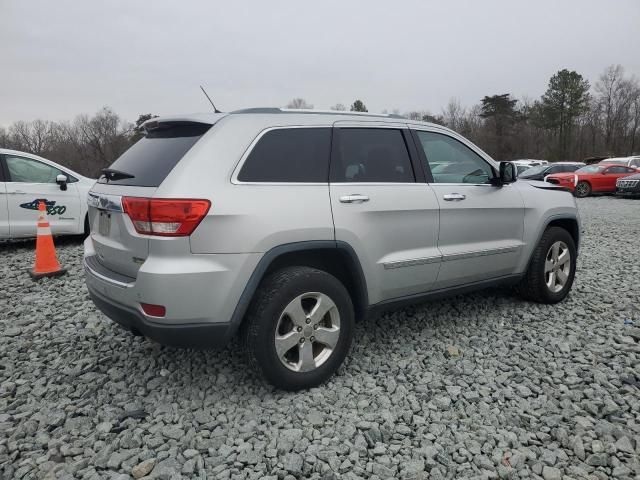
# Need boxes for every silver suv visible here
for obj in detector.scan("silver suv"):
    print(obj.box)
[84,108,580,390]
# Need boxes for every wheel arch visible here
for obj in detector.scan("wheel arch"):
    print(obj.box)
[546,217,580,250]
[226,241,368,341]
[525,215,580,271]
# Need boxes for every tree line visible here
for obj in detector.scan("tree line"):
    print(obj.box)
[1,64,638,178]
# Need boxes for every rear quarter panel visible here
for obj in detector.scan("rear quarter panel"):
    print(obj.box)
[156,115,335,254]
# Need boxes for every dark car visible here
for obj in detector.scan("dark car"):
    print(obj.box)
[616,172,640,197]
[519,162,585,181]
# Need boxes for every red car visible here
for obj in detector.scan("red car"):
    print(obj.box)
[546,164,639,197]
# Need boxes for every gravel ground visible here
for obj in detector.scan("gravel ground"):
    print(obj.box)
[1,196,639,480]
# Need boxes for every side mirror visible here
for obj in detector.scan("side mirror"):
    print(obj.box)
[56,174,68,191]
[491,162,517,186]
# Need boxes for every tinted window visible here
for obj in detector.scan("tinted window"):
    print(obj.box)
[519,166,545,177]
[331,129,414,183]
[5,156,64,183]
[415,131,493,184]
[607,166,632,174]
[99,123,211,187]
[238,128,331,182]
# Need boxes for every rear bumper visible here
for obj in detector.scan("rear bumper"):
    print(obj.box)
[88,287,231,348]
[83,236,261,348]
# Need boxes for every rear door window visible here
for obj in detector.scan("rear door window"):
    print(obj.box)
[331,128,415,183]
[237,128,331,182]
[98,123,211,187]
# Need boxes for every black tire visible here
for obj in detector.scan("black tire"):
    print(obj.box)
[83,215,90,238]
[516,226,577,304]
[242,266,354,391]
[575,181,591,198]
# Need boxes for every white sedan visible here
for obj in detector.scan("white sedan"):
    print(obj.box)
[0,149,95,238]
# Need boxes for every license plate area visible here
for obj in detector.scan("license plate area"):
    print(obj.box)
[98,211,111,236]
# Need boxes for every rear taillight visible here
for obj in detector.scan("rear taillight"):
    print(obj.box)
[122,197,210,237]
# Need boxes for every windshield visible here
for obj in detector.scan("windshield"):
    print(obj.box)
[577,165,604,173]
[519,166,546,176]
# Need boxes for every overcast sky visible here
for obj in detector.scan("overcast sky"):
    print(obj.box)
[1,0,639,126]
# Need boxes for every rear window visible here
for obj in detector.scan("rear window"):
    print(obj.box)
[237,128,331,182]
[98,123,211,187]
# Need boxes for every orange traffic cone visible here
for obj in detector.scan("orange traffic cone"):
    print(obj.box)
[28,201,67,280]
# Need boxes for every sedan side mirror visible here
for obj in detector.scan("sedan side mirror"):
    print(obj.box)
[491,162,517,186]
[56,174,68,191]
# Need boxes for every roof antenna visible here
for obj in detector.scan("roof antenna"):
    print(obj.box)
[200,85,221,113]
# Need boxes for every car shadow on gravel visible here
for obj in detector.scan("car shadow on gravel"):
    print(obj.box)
[121,285,527,396]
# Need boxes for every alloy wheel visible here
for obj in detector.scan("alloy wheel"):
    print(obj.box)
[576,182,589,197]
[274,292,341,372]
[544,241,571,293]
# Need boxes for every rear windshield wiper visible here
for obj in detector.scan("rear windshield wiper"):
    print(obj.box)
[101,168,135,182]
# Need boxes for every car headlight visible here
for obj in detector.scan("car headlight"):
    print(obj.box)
[574,174,578,186]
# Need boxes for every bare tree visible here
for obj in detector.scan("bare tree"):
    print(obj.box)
[595,65,640,154]
[8,119,56,155]
[629,91,640,153]
[330,103,346,111]
[441,98,466,132]
[286,98,313,109]
[0,126,8,148]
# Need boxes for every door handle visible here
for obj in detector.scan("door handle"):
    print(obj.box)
[7,190,26,195]
[339,194,369,204]
[443,193,466,201]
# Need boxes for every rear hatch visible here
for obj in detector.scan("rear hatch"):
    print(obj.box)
[88,121,212,278]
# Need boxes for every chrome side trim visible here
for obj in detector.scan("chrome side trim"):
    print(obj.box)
[87,192,123,212]
[84,258,133,288]
[383,256,442,270]
[382,245,521,270]
[441,245,520,262]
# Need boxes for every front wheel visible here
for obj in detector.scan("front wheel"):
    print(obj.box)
[516,227,577,304]
[242,266,354,391]
[575,181,591,198]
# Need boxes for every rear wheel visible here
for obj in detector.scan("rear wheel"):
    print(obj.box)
[517,226,577,304]
[243,266,354,391]
[575,181,591,198]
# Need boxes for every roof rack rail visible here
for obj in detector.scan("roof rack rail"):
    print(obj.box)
[230,107,406,119]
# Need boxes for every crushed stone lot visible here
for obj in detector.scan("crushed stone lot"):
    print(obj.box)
[1,196,639,480]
